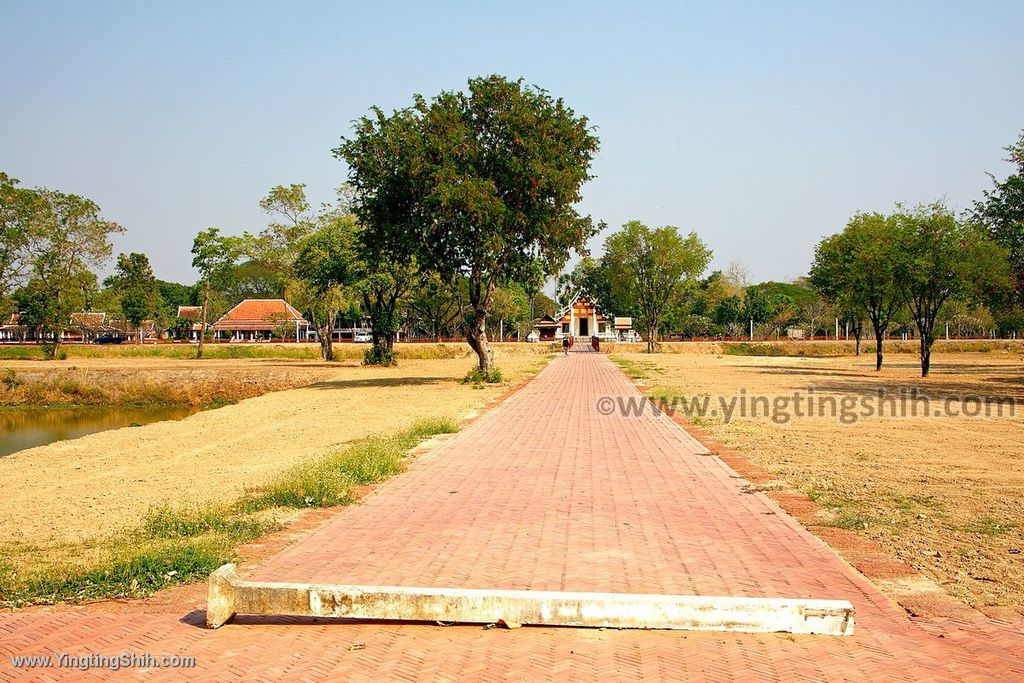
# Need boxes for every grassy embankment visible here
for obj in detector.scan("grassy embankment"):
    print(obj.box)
[0,417,458,607]
[0,366,316,409]
[0,342,557,407]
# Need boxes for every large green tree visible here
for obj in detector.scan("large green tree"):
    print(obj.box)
[293,214,358,361]
[248,183,317,282]
[490,283,531,340]
[742,284,795,340]
[191,228,240,359]
[19,189,123,357]
[894,203,1010,376]
[336,75,600,374]
[602,221,712,353]
[112,252,159,342]
[809,212,904,370]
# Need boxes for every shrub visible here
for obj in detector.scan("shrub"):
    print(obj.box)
[363,346,397,366]
[2,369,20,391]
[249,464,356,509]
[463,367,502,385]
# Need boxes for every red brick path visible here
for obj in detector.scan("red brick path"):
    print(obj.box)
[2,354,1022,681]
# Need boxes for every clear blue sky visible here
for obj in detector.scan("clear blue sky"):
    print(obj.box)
[2,1,1022,284]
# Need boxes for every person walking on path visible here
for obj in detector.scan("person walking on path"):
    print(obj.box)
[562,335,570,356]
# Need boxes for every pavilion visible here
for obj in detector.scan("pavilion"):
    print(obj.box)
[210,299,310,341]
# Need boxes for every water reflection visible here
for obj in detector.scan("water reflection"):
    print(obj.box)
[0,406,199,457]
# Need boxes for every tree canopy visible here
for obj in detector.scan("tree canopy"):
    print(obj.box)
[16,188,123,357]
[810,212,904,369]
[191,227,241,359]
[335,74,600,373]
[602,220,712,353]
[112,252,159,341]
[293,213,358,361]
[894,203,1010,376]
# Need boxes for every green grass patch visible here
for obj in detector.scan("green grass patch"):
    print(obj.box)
[141,504,274,540]
[1,506,277,607]
[0,344,321,361]
[0,417,460,607]
[611,356,658,379]
[806,488,854,510]
[963,516,1017,536]
[825,512,880,531]
[248,417,458,509]
[891,493,945,514]
[723,343,788,357]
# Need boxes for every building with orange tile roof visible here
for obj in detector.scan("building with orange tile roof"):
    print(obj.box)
[210,299,310,341]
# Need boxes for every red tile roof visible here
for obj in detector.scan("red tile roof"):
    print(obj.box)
[70,312,107,329]
[176,306,203,321]
[211,299,308,331]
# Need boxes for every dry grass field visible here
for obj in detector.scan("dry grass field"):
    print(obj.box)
[615,346,1024,609]
[0,344,550,592]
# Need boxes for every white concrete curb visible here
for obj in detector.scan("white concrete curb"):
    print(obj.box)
[207,564,855,635]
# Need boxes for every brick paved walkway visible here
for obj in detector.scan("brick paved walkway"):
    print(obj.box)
[2,353,1022,681]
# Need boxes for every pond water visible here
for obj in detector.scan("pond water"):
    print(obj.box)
[0,406,200,458]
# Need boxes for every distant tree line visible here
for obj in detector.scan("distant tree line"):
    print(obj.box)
[2,75,1020,380]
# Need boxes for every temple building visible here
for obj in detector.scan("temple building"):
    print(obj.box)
[175,305,206,340]
[210,299,310,341]
[529,291,635,342]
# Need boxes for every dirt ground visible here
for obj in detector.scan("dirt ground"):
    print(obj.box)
[617,349,1024,609]
[0,349,547,556]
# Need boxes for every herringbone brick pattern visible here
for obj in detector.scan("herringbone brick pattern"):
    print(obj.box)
[2,353,1022,681]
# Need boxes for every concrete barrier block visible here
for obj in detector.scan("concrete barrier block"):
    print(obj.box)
[205,564,855,635]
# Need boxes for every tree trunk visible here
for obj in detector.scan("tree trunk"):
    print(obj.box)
[318,323,334,361]
[467,306,494,373]
[197,283,209,360]
[646,325,656,354]
[43,331,59,360]
[364,289,399,365]
[920,333,931,377]
[854,323,862,356]
[870,315,884,371]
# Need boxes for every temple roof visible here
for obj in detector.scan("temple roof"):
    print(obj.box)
[211,299,308,331]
